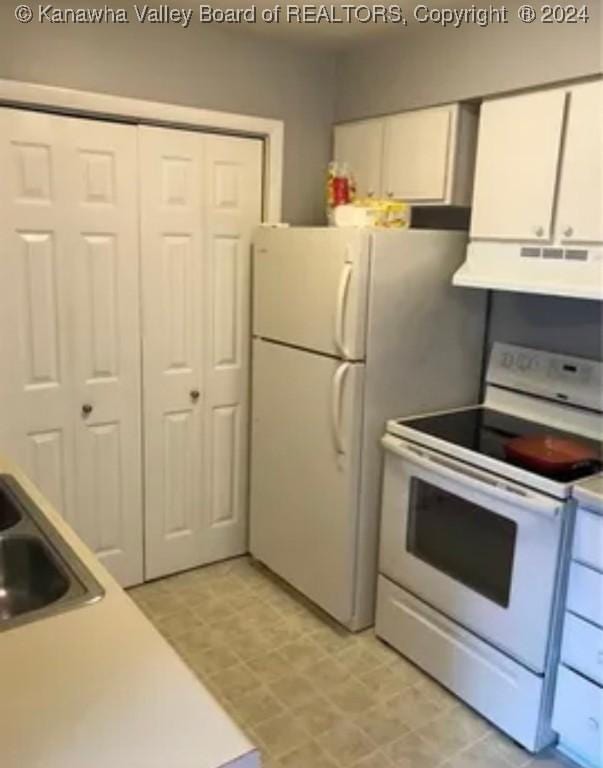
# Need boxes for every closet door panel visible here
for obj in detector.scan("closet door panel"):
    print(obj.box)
[0,108,76,523]
[140,126,205,579]
[66,118,143,586]
[142,128,263,579]
[203,135,262,560]
[0,108,142,587]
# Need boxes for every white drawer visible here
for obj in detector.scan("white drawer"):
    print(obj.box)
[563,612,603,686]
[568,562,603,628]
[376,576,547,751]
[574,507,603,573]
[553,665,603,768]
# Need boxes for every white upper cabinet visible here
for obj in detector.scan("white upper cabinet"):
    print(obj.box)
[383,105,476,205]
[334,103,477,205]
[470,88,567,241]
[334,118,384,198]
[556,80,603,245]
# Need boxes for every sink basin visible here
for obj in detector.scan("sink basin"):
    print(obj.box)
[0,487,21,531]
[0,474,104,631]
[0,536,70,620]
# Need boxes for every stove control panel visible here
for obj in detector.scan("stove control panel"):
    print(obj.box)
[488,343,603,412]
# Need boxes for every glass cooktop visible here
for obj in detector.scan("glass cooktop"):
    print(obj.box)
[399,406,603,482]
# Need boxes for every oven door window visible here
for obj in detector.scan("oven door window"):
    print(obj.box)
[407,478,517,608]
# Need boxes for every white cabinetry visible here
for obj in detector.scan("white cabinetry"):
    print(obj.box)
[553,485,603,768]
[334,103,477,205]
[470,79,603,245]
[0,107,263,586]
[470,88,566,241]
[333,119,384,197]
[383,105,476,205]
[456,79,603,300]
[557,80,603,245]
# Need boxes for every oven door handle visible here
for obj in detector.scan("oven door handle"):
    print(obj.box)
[382,435,563,518]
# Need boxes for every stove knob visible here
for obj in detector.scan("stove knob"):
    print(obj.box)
[517,353,531,371]
[501,352,514,369]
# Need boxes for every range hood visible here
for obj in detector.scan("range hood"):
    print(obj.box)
[453,241,603,300]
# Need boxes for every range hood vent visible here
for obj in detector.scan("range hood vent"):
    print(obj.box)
[453,241,603,300]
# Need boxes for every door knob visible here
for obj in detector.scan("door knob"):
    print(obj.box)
[190,389,200,402]
[81,403,93,416]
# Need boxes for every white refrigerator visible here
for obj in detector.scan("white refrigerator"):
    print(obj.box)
[249,227,487,630]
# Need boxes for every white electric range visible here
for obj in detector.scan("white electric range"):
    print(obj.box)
[376,343,603,753]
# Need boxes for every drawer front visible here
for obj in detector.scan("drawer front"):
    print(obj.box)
[376,576,547,751]
[575,507,603,573]
[568,562,603,628]
[553,665,603,768]
[563,612,603,686]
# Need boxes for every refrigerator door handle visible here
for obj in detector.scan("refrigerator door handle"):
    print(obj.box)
[334,262,353,358]
[331,362,351,455]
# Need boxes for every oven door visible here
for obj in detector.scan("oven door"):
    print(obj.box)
[379,434,567,673]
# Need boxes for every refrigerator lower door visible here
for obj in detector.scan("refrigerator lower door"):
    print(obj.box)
[250,339,365,626]
[253,227,370,360]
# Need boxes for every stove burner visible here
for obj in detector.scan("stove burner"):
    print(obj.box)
[400,407,603,483]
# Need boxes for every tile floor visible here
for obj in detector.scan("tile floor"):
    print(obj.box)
[129,557,578,768]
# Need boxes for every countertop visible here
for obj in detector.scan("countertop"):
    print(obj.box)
[0,457,260,768]
[574,472,603,515]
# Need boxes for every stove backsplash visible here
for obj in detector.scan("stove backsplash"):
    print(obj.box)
[486,292,603,367]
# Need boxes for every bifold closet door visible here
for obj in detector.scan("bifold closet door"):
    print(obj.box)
[0,108,143,586]
[140,127,262,579]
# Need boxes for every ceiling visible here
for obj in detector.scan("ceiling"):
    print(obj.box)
[178,1,468,48]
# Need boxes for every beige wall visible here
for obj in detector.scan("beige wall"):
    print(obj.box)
[335,2,602,121]
[0,10,336,224]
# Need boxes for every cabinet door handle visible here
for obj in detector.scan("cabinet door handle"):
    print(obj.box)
[190,389,200,402]
[81,404,93,417]
[564,226,574,237]
[534,226,544,237]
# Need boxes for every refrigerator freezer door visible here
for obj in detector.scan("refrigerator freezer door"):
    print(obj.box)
[253,228,370,360]
[250,339,365,625]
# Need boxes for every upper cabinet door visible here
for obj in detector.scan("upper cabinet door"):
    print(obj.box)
[334,119,384,197]
[383,107,453,202]
[470,89,567,241]
[556,80,603,245]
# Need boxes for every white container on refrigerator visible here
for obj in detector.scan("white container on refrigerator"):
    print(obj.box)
[250,227,487,630]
